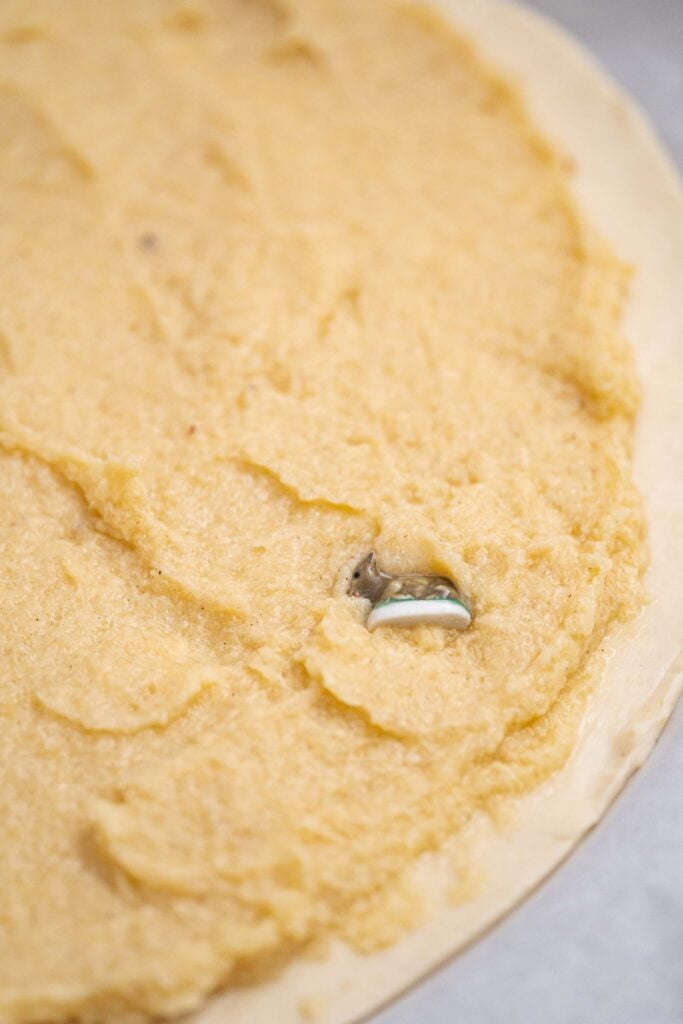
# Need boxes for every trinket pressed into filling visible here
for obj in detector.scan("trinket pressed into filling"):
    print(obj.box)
[348,553,472,632]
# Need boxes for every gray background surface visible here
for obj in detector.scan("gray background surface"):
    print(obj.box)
[374,3,683,1023]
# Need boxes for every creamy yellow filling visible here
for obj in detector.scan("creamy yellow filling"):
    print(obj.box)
[0,1,645,1021]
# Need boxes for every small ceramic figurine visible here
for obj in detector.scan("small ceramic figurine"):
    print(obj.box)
[348,552,472,632]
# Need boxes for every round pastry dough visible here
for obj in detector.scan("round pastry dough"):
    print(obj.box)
[0,2,681,1022]
[190,2,683,1022]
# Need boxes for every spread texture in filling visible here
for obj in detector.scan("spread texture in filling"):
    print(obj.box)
[0,0,646,1021]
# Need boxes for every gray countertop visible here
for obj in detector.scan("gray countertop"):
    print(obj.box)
[374,3,683,1023]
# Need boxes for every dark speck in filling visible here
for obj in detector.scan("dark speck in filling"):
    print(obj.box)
[138,232,159,251]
